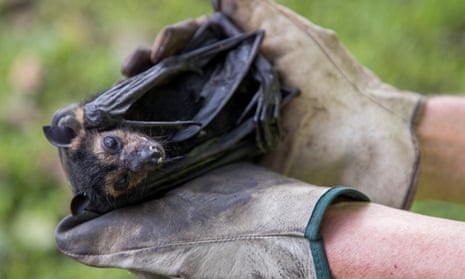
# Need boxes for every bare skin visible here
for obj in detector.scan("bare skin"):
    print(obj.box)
[321,201,465,278]
[320,96,465,278]
[415,96,465,203]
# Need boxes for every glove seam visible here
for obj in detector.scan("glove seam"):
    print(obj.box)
[58,233,308,258]
[401,97,426,209]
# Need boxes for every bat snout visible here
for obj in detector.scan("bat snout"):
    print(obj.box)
[148,144,165,165]
[126,143,165,172]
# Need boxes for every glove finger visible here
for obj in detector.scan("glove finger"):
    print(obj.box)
[121,47,152,77]
[150,16,208,64]
[121,16,208,78]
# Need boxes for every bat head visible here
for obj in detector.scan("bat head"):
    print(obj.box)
[44,105,166,214]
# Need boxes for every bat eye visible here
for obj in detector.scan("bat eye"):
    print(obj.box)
[114,175,129,191]
[102,136,122,152]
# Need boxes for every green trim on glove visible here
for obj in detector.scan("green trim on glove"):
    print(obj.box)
[305,186,370,278]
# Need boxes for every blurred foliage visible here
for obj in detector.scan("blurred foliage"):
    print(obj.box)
[1,0,465,278]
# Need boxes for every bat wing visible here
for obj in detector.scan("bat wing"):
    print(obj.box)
[172,27,264,142]
[83,30,260,130]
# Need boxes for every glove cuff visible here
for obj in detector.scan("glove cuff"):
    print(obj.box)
[305,186,369,278]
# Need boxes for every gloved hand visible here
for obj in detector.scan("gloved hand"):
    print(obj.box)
[123,0,424,209]
[56,163,368,278]
[56,1,421,278]
[218,0,425,210]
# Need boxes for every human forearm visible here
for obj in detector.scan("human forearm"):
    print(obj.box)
[415,96,465,203]
[321,201,465,278]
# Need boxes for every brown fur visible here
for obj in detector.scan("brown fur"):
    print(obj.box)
[89,130,165,198]
[63,128,166,202]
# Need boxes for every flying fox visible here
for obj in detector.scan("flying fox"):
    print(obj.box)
[43,13,296,215]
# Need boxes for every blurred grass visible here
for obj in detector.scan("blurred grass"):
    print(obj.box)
[1,0,465,278]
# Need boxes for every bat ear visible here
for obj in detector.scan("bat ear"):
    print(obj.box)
[70,193,90,216]
[43,125,77,148]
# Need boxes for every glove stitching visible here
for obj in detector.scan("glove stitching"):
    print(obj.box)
[59,232,305,258]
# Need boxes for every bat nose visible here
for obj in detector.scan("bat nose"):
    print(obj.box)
[124,142,165,172]
[138,145,164,164]
[148,145,164,165]
[128,144,165,172]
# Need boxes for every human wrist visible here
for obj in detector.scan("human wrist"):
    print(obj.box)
[415,96,465,202]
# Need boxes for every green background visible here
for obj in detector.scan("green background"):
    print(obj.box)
[1,0,465,278]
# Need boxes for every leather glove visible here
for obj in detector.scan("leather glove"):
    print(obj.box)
[56,163,368,278]
[123,0,424,209]
[218,0,424,209]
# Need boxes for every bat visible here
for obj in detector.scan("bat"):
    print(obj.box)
[43,13,297,215]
